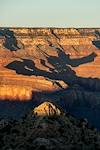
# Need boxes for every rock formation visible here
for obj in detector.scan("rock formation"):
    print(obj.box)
[0,102,100,150]
[33,101,62,116]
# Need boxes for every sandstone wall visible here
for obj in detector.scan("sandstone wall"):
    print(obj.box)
[0,28,100,100]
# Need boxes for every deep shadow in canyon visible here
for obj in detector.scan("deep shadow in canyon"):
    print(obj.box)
[6,42,97,87]
[0,28,20,51]
[0,88,100,130]
[4,41,100,129]
[92,31,100,49]
[92,40,100,49]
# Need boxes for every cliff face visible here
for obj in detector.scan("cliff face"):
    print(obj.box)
[0,28,100,128]
[0,28,100,97]
[0,28,99,94]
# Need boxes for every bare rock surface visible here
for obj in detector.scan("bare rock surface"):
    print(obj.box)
[33,101,62,116]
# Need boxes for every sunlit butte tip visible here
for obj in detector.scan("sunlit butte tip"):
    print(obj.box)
[33,102,62,116]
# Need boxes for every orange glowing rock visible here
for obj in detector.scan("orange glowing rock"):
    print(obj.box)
[0,85,32,101]
[33,102,62,116]
[0,28,100,101]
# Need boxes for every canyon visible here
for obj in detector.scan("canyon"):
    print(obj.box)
[0,28,100,129]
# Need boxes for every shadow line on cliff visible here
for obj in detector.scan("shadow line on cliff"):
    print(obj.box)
[92,40,100,49]
[0,28,20,51]
[4,38,100,129]
[5,43,97,88]
[0,87,100,130]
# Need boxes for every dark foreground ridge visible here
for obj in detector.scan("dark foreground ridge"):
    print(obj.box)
[0,102,100,150]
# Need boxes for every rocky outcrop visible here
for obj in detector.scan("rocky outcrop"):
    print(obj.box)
[33,102,62,116]
[0,102,100,150]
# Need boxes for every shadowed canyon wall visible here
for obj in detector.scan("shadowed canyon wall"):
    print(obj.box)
[0,28,100,99]
[0,28,100,128]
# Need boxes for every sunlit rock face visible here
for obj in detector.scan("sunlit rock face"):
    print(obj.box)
[0,28,100,129]
[33,102,62,116]
[0,85,32,101]
[0,27,100,100]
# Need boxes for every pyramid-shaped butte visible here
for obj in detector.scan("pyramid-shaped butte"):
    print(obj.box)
[33,102,62,116]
